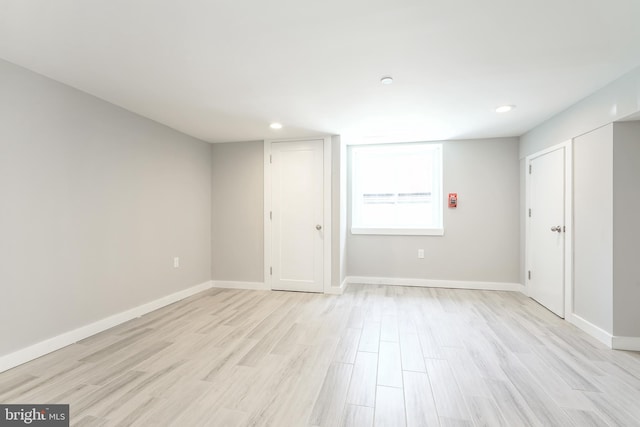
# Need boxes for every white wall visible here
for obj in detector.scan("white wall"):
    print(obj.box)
[519,158,527,286]
[573,125,613,333]
[347,137,520,284]
[612,121,640,337]
[570,122,640,338]
[0,59,212,357]
[211,141,264,283]
[520,66,640,158]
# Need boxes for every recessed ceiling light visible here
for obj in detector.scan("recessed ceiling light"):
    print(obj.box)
[380,76,394,85]
[270,122,283,129]
[496,105,515,113]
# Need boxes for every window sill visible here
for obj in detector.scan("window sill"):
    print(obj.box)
[351,227,444,236]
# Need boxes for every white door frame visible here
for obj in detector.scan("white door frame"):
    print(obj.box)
[264,136,332,293]
[525,140,573,319]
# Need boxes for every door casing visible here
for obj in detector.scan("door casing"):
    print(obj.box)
[264,136,332,293]
[525,140,573,319]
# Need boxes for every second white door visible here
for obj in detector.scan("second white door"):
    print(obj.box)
[270,139,324,293]
[527,146,566,317]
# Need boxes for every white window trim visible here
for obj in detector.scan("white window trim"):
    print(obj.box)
[351,227,444,236]
[350,142,444,236]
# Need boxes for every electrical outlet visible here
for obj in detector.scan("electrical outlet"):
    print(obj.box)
[418,249,424,259]
[173,257,180,268]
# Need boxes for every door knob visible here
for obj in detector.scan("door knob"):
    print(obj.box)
[550,226,562,233]
[316,224,322,230]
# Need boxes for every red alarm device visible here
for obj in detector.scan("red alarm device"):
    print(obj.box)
[448,193,457,208]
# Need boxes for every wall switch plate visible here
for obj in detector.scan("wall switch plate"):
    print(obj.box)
[418,249,424,259]
[173,257,180,268]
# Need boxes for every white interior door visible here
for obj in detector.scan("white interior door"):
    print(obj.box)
[528,146,566,317]
[270,140,324,292]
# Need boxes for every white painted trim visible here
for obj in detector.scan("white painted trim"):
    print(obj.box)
[212,281,269,291]
[350,227,444,236]
[264,140,272,290]
[346,276,523,292]
[568,313,613,348]
[612,336,640,352]
[264,136,333,294]
[0,280,214,374]
[350,142,444,236]
[564,140,573,319]
[524,139,573,318]
[519,280,530,297]
[323,136,333,295]
[325,278,348,295]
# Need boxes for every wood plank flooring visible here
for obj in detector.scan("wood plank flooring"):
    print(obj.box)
[1,284,640,426]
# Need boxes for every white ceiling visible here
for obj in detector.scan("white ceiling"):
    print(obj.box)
[1,0,640,143]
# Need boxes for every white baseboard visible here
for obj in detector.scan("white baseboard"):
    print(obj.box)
[0,280,214,374]
[612,336,640,351]
[212,280,270,291]
[568,313,613,348]
[213,280,349,294]
[346,276,523,292]
[325,278,348,295]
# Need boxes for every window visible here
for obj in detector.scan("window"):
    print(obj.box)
[351,143,443,235]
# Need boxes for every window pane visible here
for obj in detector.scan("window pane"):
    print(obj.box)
[352,143,442,232]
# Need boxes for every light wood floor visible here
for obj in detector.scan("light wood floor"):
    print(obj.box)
[2,284,640,426]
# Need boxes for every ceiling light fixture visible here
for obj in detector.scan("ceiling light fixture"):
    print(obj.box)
[270,122,283,129]
[496,105,515,113]
[380,76,394,85]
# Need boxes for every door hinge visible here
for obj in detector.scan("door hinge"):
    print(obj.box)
[528,208,532,217]
[270,211,272,220]
[528,270,531,280]
[270,155,272,164]
[270,267,272,275]
[563,225,566,233]
[529,164,532,174]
